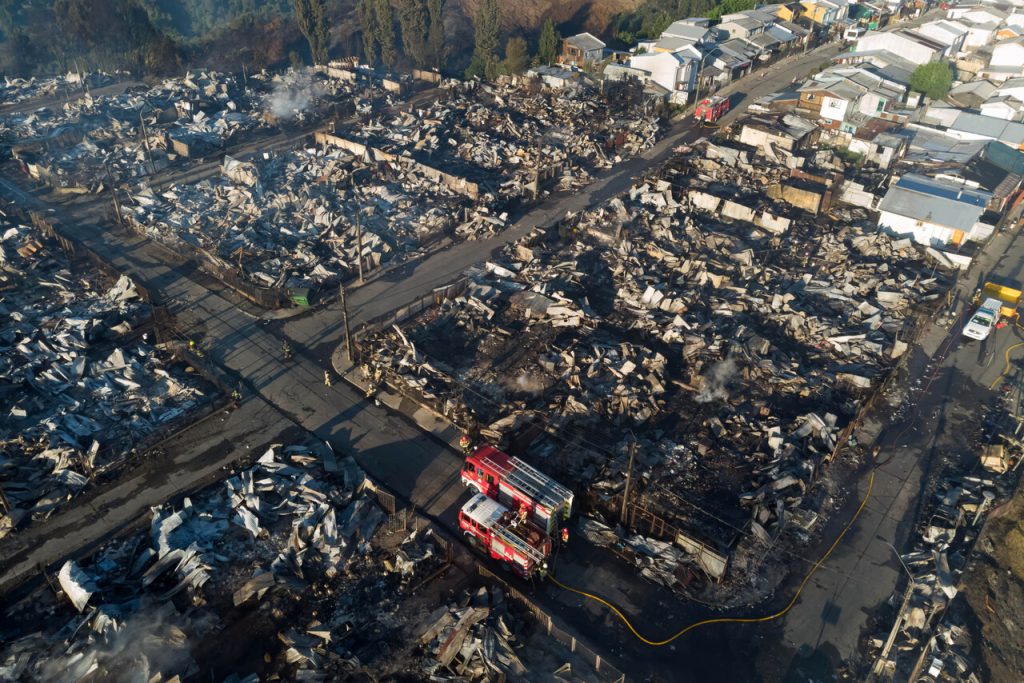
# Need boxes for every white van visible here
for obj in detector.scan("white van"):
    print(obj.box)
[844,26,867,42]
[962,298,1002,341]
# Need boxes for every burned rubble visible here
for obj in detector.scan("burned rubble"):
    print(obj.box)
[126,142,471,290]
[0,72,113,107]
[0,437,597,682]
[0,218,214,539]
[5,67,374,194]
[0,443,442,681]
[864,395,1024,682]
[334,77,660,203]
[357,134,951,600]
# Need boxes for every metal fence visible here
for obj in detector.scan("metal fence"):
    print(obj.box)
[355,276,470,341]
[476,564,626,683]
[120,215,286,309]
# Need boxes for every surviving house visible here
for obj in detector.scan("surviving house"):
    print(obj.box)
[854,29,951,64]
[561,33,606,66]
[877,173,993,247]
[627,48,701,104]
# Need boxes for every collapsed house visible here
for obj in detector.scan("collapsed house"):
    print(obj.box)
[356,134,951,600]
[126,143,472,290]
[333,77,661,203]
[0,219,213,538]
[0,444,438,681]
[4,67,376,194]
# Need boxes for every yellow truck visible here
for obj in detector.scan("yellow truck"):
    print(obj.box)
[963,283,1021,341]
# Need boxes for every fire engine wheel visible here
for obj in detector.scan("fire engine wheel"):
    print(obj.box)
[466,482,482,495]
[464,531,485,553]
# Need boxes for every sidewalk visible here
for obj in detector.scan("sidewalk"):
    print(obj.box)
[331,343,463,451]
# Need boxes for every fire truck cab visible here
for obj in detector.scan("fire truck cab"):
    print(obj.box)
[461,445,574,535]
[459,493,552,578]
[694,95,730,124]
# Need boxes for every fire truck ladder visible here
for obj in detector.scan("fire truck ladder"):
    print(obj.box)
[491,520,547,567]
[506,457,573,512]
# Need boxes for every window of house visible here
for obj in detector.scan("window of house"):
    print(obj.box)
[876,99,885,112]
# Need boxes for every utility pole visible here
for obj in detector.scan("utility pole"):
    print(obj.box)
[139,110,155,175]
[355,211,364,283]
[620,440,638,525]
[0,482,11,518]
[340,281,354,362]
[106,163,124,226]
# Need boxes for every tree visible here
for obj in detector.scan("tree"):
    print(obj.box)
[466,0,499,79]
[501,36,528,75]
[357,0,377,64]
[707,0,756,20]
[397,0,428,67]
[909,61,953,101]
[426,0,446,70]
[292,0,330,64]
[537,18,558,66]
[374,0,397,68]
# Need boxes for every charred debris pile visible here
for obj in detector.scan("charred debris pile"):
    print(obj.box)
[4,68,377,193]
[123,76,660,291]
[0,219,214,539]
[0,444,449,682]
[335,77,661,203]
[126,142,471,291]
[358,136,952,598]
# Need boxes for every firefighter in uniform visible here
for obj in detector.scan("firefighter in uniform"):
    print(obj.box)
[282,340,292,360]
[324,370,332,387]
[561,527,570,546]
[459,434,473,453]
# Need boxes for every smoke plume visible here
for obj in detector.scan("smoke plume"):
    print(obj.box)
[265,71,323,120]
[695,355,738,404]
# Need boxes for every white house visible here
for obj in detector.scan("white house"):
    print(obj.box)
[991,37,1024,77]
[980,95,1024,121]
[958,20,999,49]
[661,20,715,45]
[855,30,948,65]
[916,20,969,56]
[946,6,1009,25]
[877,173,992,246]
[995,77,1024,101]
[628,49,700,104]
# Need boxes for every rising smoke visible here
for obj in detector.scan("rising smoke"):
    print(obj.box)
[264,71,323,120]
[695,355,739,404]
[503,371,548,396]
[37,601,199,683]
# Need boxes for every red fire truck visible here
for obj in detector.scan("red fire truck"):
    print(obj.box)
[461,445,574,535]
[694,95,730,125]
[459,493,552,578]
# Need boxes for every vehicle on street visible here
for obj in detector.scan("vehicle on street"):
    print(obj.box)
[694,95,730,125]
[844,26,867,41]
[459,493,552,578]
[963,283,1022,340]
[963,298,1002,341]
[461,444,574,534]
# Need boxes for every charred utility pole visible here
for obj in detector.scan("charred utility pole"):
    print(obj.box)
[0,482,11,518]
[620,439,637,525]
[106,163,124,226]
[355,211,364,284]
[340,281,354,361]
[138,110,155,174]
